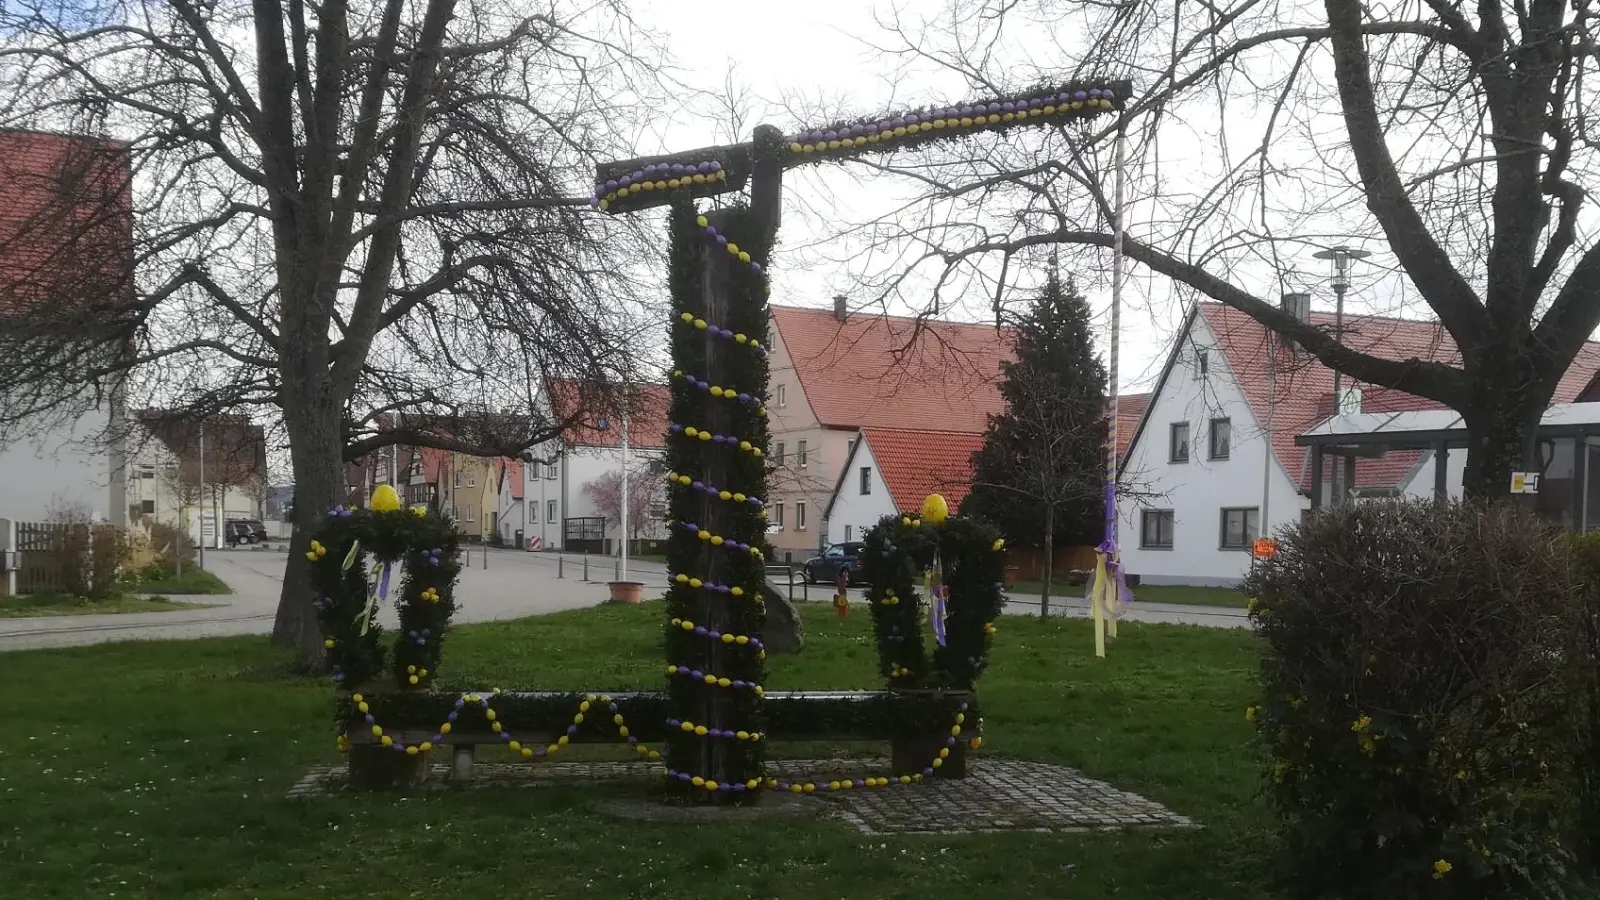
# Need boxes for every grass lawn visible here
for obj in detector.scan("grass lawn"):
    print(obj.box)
[0,605,1270,899]
[0,593,208,617]
[127,568,233,595]
[1010,580,1249,609]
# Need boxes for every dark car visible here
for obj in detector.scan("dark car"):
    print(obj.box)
[226,518,269,546]
[802,542,867,585]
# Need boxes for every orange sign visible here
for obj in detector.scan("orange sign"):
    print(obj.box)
[1252,538,1278,559]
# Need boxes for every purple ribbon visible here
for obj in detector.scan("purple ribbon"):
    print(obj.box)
[1098,479,1134,609]
[930,555,948,647]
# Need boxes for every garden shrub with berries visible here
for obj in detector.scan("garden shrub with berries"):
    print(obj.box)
[1243,500,1587,900]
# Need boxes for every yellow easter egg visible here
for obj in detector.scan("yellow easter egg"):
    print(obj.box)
[696,216,708,228]
[921,494,950,524]
[370,483,401,512]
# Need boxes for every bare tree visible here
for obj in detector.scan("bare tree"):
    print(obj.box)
[582,458,665,547]
[0,0,666,664]
[822,0,1600,500]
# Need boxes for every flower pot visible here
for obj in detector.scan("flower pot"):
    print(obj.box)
[607,581,645,604]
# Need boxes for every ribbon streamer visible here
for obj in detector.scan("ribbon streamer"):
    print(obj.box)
[928,553,948,647]
[357,555,393,637]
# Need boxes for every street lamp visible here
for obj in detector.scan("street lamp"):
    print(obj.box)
[1312,246,1371,506]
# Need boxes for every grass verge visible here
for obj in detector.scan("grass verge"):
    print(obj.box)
[0,604,1270,899]
[128,568,233,595]
[1009,580,1249,609]
[0,593,207,617]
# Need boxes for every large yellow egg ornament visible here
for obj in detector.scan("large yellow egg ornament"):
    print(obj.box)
[370,483,402,513]
[921,493,950,525]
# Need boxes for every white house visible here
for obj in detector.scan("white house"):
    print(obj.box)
[824,427,985,546]
[1119,300,1600,586]
[0,130,134,529]
[520,380,671,553]
[124,411,266,544]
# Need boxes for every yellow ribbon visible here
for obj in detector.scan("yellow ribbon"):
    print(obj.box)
[1091,553,1108,658]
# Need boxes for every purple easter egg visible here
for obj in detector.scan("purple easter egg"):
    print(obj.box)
[710,160,722,171]
[1001,101,1015,112]
[1074,90,1088,101]
[750,262,762,273]
[1089,88,1102,98]
[704,224,717,236]
[716,235,728,246]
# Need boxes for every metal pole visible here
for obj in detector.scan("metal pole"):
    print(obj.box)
[197,422,206,569]
[583,551,589,582]
[558,555,564,579]
[620,406,630,583]
[1331,282,1346,506]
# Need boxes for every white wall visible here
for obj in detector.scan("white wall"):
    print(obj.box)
[0,405,125,525]
[1400,449,1465,502]
[825,439,897,546]
[1119,315,1308,587]
[523,443,670,550]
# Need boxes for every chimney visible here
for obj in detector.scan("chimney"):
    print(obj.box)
[1281,292,1311,322]
[832,294,848,322]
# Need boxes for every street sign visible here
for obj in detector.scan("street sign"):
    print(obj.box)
[1510,472,1541,494]
[1252,538,1278,559]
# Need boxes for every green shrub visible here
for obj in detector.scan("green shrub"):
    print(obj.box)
[1566,532,1600,875]
[1243,500,1584,900]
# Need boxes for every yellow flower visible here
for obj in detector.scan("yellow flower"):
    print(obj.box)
[1244,705,1258,723]
[1351,715,1372,733]
[1432,859,1452,880]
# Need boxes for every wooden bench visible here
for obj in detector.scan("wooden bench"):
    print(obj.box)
[342,689,973,789]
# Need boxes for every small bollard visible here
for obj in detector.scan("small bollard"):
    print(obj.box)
[583,552,589,581]
[614,555,620,581]
[558,555,564,579]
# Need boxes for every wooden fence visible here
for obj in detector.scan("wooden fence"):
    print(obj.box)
[15,521,74,595]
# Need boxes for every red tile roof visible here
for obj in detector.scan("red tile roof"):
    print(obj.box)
[860,427,987,512]
[1112,393,1150,463]
[1197,302,1600,491]
[0,130,131,318]
[771,305,1014,432]
[546,379,670,449]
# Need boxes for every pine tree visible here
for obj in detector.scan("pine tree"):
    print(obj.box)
[961,273,1108,616]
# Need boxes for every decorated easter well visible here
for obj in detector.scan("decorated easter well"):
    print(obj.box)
[325,82,1131,798]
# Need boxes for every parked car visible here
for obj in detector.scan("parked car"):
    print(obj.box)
[802,542,867,585]
[225,519,269,546]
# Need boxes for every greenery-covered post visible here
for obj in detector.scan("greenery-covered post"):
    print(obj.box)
[658,126,784,801]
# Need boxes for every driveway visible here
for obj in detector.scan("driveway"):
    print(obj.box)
[0,548,1245,652]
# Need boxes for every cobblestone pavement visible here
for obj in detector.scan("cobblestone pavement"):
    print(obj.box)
[288,756,1196,836]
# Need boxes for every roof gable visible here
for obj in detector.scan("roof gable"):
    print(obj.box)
[860,427,987,512]
[769,305,1013,432]
[1188,302,1600,490]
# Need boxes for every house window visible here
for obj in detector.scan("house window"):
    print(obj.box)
[1220,507,1260,550]
[774,503,785,528]
[546,464,557,480]
[547,500,557,524]
[1169,423,1190,463]
[795,501,807,530]
[140,499,155,514]
[798,440,808,468]
[649,500,668,520]
[1209,418,1231,460]
[136,465,155,479]
[845,524,853,541]
[776,442,786,466]
[1140,510,1175,549]
[860,467,872,495]
[453,471,462,487]
[464,505,476,522]
[465,471,476,488]
[777,384,787,407]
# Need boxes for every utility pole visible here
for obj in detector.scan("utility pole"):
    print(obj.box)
[1312,247,1370,506]
[620,402,631,583]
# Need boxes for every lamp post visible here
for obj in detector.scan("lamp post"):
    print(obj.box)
[1312,246,1371,505]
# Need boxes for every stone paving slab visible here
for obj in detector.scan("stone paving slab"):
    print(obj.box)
[288,756,1197,836]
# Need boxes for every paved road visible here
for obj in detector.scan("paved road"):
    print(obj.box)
[0,548,1245,652]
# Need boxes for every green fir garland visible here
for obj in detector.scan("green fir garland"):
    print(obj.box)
[860,512,1006,691]
[307,503,462,691]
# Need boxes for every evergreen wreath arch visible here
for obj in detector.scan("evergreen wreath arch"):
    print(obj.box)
[859,502,1006,691]
[307,489,463,691]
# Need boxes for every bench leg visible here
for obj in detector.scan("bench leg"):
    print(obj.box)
[450,744,476,783]
[348,744,430,790]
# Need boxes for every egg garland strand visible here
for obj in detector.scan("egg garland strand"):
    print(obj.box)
[339,692,663,763]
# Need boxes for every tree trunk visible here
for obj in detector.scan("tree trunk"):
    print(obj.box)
[1460,351,1546,502]
[272,394,346,671]
[1040,504,1054,619]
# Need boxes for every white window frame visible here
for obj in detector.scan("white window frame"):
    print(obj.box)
[547,500,558,524]
[776,384,787,407]
[798,440,808,468]
[795,501,808,530]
